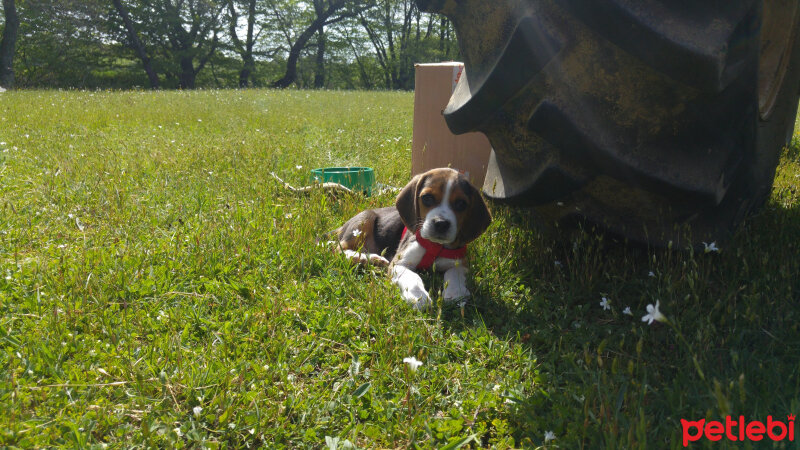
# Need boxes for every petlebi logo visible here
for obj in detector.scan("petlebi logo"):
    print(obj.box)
[681,414,796,446]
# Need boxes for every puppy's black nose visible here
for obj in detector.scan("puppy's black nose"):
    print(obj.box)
[433,218,450,234]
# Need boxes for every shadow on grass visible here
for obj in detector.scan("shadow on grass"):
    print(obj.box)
[438,197,800,447]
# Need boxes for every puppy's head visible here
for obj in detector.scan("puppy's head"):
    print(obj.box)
[396,168,491,247]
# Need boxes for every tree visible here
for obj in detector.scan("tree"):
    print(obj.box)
[358,0,413,89]
[270,0,372,88]
[337,19,378,88]
[0,0,19,88]
[357,0,457,90]
[155,0,225,89]
[313,24,325,88]
[111,0,159,88]
[1,0,460,90]
[226,0,262,87]
[13,0,119,88]
[108,0,225,89]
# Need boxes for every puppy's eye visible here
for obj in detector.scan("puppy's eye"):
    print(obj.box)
[421,194,436,207]
[453,199,468,212]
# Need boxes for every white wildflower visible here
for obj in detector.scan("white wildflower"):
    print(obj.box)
[623,306,633,316]
[544,431,556,443]
[295,165,303,169]
[193,406,203,417]
[648,271,655,277]
[352,229,362,237]
[403,356,423,372]
[600,297,611,311]
[703,241,720,253]
[641,300,667,325]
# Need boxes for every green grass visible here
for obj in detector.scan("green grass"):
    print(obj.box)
[1,89,799,448]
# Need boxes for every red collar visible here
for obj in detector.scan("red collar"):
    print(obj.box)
[401,227,467,270]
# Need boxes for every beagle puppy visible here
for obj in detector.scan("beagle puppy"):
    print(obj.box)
[331,168,491,309]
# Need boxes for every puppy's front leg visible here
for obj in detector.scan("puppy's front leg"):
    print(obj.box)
[342,249,390,267]
[391,265,432,310]
[443,264,470,303]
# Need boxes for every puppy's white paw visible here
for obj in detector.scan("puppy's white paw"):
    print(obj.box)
[443,284,470,303]
[369,254,390,267]
[442,265,470,305]
[403,284,432,310]
[393,266,431,309]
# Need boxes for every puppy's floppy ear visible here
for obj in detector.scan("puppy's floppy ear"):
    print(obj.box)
[457,183,492,245]
[396,173,423,231]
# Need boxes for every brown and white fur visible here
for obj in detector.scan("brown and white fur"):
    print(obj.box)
[330,168,491,309]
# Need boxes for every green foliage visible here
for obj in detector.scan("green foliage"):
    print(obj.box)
[0,90,799,448]
[8,0,459,89]
[13,0,130,89]
[356,0,459,90]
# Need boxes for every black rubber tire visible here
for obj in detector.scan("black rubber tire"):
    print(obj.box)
[417,0,800,246]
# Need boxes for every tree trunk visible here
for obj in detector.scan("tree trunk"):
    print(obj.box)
[111,0,159,89]
[314,27,326,88]
[443,18,451,58]
[358,13,390,88]
[439,16,446,53]
[239,55,254,88]
[229,0,257,88]
[272,20,321,88]
[353,52,373,89]
[0,0,19,88]
[344,26,373,89]
[179,56,196,89]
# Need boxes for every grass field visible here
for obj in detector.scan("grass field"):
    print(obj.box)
[1,89,799,448]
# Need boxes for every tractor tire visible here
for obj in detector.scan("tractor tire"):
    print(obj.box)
[417,0,800,246]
